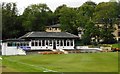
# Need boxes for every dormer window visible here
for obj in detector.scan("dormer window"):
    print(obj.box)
[118,32,120,36]
[118,25,120,29]
[55,28,57,30]
[49,28,52,30]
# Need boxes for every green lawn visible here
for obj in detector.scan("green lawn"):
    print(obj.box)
[112,43,120,48]
[2,52,118,72]
[0,56,2,73]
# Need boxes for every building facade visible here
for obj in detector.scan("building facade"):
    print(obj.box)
[94,23,120,42]
[2,32,79,55]
[113,24,120,41]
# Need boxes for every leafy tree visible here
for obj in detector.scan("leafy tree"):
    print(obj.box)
[54,4,67,24]
[77,1,98,45]
[59,7,81,35]
[2,3,23,39]
[78,1,96,19]
[22,4,53,32]
[94,2,118,43]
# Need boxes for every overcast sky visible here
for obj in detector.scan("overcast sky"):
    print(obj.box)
[1,0,110,14]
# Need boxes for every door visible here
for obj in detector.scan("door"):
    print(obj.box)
[53,40,56,49]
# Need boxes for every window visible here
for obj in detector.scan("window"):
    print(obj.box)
[55,28,57,30]
[7,42,17,47]
[60,40,63,46]
[12,43,16,46]
[24,43,28,46]
[20,43,22,46]
[39,41,41,46]
[26,43,29,46]
[118,25,120,29]
[49,40,52,46]
[23,43,26,46]
[42,40,45,46]
[64,40,66,46]
[67,41,69,46]
[35,41,38,46]
[31,42,34,46]
[24,42,29,46]
[17,43,20,46]
[49,28,52,30]
[118,32,120,36]
[7,42,12,46]
[46,40,48,45]
[71,40,73,46]
[57,40,59,46]
[119,38,120,42]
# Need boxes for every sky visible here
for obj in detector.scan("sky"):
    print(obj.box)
[1,0,110,14]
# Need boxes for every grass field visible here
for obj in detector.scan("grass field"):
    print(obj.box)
[2,52,118,72]
[0,57,2,73]
[112,43,120,48]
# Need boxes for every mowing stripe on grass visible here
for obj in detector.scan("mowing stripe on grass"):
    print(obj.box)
[4,58,58,72]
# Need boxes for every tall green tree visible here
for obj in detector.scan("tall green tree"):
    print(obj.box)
[78,1,96,19]
[59,7,81,35]
[77,1,98,45]
[2,3,23,39]
[54,4,67,24]
[94,2,118,43]
[22,4,53,32]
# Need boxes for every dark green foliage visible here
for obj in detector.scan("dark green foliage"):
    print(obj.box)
[59,7,79,35]
[2,3,24,39]
[22,4,53,32]
[94,2,119,44]
[2,1,120,44]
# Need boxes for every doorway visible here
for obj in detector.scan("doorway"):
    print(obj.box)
[53,41,56,49]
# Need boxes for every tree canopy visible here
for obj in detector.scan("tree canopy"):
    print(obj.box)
[22,4,53,32]
[2,1,120,44]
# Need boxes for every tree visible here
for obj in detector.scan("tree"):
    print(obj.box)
[59,7,81,35]
[80,20,101,45]
[22,4,53,32]
[94,2,118,43]
[78,1,96,19]
[54,4,67,24]
[77,1,98,45]
[2,3,23,39]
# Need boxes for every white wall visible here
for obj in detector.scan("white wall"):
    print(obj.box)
[56,46,74,49]
[2,43,26,55]
[76,46,88,49]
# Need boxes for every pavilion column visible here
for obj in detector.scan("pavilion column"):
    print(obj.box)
[29,40,32,46]
[73,39,74,47]
[59,40,60,47]
[52,40,53,48]
[44,40,46,46]
[66,40,67,46]
[38,40,39,46]
[55,40,57,47]
[62,40,64,46]
[48,40,49,46]
[69,40,71,46]
[41,40,42,46]
[34,40,35,46]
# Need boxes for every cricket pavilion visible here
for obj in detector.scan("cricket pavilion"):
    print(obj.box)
[2,32,79,55]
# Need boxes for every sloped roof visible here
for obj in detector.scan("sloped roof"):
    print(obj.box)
[19,32,79,39]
